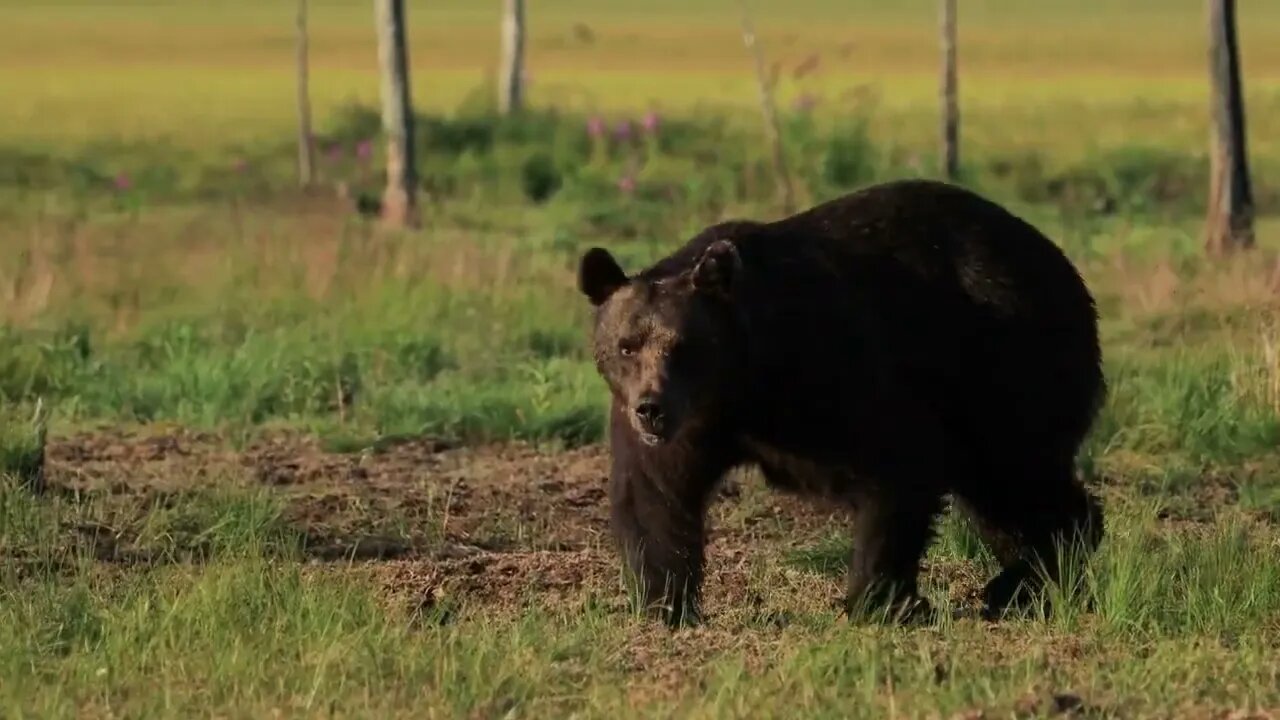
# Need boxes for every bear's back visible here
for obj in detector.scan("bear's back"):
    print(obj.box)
[647,179,1103,457]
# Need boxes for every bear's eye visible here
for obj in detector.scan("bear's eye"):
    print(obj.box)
[619,338,641,357]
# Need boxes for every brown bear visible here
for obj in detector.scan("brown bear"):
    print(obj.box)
[577,179,1106,626]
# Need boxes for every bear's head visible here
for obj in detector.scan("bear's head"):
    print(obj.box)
[577,240,746,447]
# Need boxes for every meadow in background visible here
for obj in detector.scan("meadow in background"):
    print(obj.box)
[1,0,1280,717]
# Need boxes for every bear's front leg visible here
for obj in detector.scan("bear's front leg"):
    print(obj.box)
[608,457,716,628]
[844,486,945,624]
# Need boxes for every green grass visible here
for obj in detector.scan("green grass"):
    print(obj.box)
[0,401,47,492]
[3,202,1279,459]
[1,480,1277,718]
[5,221,1278,715]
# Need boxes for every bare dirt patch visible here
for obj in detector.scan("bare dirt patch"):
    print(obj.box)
[45,428,1251,624]
[41,427,861,616]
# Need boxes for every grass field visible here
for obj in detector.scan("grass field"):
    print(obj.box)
[3,1,1280,717]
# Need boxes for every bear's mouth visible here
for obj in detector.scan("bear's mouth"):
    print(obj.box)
[638,431,664,447]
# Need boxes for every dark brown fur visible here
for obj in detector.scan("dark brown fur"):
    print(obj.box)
[578,179,1106,626]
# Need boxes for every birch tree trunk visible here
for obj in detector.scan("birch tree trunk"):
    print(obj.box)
[374,0,418,228]
[498,0,526,115]
[1204,0,1253,254]
[939,0,959,181]
[295,0,315,187]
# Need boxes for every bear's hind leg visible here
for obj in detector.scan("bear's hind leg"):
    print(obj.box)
[955,458,1104,620]
[751,450,942,623]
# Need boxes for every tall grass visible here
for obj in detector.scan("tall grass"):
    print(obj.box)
[3,193,1279,465]
[0,400,47,492]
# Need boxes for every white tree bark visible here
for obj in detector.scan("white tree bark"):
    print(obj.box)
[498,0,526,115]
[296,0,315,187]
[939,0,959,181]
[1204,0,1253,254]
[374,0,418,228]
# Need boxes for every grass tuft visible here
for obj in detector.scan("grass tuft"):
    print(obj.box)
[0,400,48,492]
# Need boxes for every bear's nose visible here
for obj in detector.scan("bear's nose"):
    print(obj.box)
[634,399,664,425]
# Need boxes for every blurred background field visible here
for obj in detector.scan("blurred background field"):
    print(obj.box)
[5,1,1280,145]
[4,0,1280,209]
[2,1,1280,717]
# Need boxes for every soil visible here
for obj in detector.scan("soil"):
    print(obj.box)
[39,426,891,617]
[36,425,1252,622]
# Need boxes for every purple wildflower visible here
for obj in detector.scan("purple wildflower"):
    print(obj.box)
[356,140,373,161]
[792,53,821,80]
[641,110,661,134]
[617,175,636,194]
[792,92,820,114]
[613,120,633,141]
[113,173,132,191]
[586,116,606,139]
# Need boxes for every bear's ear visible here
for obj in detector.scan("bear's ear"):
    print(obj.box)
[578,247,628,306]
[691,240,741,298]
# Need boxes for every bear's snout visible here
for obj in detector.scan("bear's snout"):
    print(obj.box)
[632,394,667,443]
